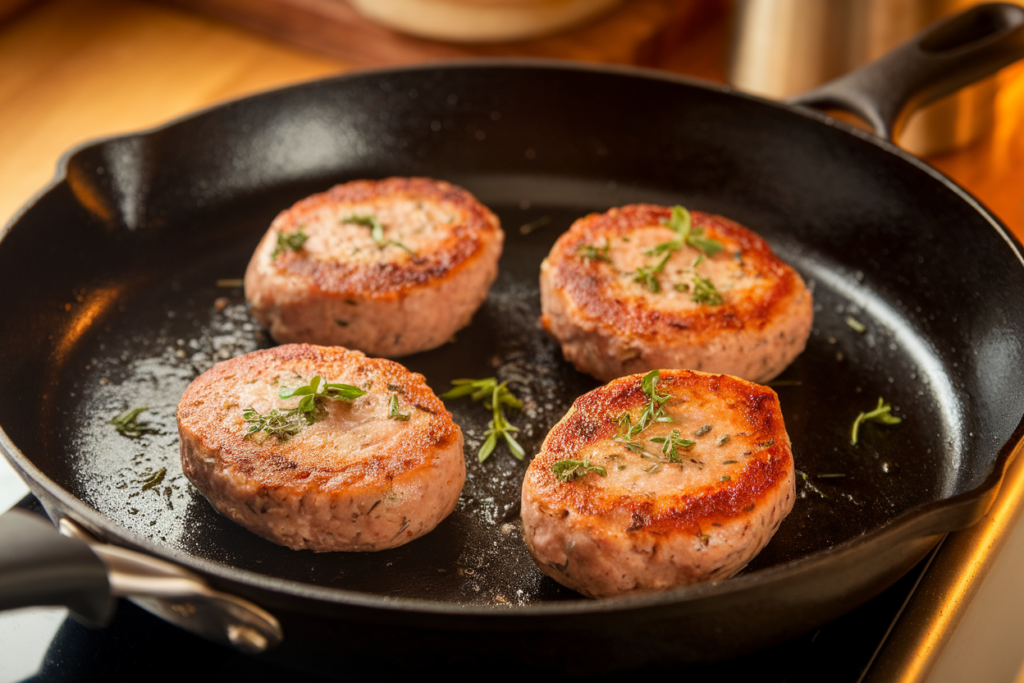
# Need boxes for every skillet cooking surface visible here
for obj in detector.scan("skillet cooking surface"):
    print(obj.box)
[1,64,1023,609]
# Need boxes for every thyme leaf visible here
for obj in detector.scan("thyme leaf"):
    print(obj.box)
[691,273,724,305]
[851,398,902,445]
[441,377,524,462]
[631,252,672,293]
[388,394,410,421]
[577,242,612,263]
[271,228,308,259]
[648,428,696,462]
[647,205,724,259]
[244,375,366,440]
[343,214,414,254]
[141,468,167,491]
[109,407,160,438]
[553,458,608,482]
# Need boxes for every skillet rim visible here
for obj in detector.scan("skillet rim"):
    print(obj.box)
[2,58,1023,617]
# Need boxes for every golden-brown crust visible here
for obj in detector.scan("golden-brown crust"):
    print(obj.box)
[525,370,792,537]
[268,177,500,299]
[176,344,461,498]
[542,204,805,343]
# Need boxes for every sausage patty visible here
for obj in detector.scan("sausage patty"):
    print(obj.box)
[176,344,465,551]
[540,204,813,382]
[245,177,503,357]
[521,369,795,598]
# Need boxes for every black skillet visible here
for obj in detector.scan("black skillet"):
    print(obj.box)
[3,3,1024,675]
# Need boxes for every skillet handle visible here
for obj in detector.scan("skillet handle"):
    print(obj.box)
[788,2,1024,142]
[0,508,115,625]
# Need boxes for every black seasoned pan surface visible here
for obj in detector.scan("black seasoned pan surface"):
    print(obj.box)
[1,64,1022,618]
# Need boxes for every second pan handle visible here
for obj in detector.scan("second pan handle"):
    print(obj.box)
[789,2,1024,142]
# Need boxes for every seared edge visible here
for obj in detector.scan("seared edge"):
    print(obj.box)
[521,370,795,597]
[177,344,465,551]
[539,204,812,382]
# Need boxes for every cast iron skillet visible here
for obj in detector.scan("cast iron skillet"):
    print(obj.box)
[3,3,1024,675]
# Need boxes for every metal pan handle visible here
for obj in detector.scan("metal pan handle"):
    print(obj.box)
[789,2,1024,142]
[0,508,114,625]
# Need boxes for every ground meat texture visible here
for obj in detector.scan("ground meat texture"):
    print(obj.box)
[176,344,465,552]
[521,369,795,598]
[245,177,503,357]
[539,204,813,382]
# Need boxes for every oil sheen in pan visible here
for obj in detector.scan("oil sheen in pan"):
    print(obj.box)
[45,187,954,606]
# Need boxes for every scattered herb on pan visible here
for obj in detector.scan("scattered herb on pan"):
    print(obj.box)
[342,214,414,254]
[244,375,367,440]
[845,316,867,333]
[577,242,612,263]
[817,473,847,479]
[851,398,902,445]
[796,470,827,499]
[271,228,308,259]
[646,205,724,259]
[388,394,410,421]
[519,215,551,235]
[141,467,166,491]
[441,378,525,462]
[215,278,244,287]
[109,407,160,438]
[553,458,608,482]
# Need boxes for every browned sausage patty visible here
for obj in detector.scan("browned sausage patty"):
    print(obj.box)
[522,369,795,598]
[245,177,503,357]
[540,204,813,382]
[177,344,465,551]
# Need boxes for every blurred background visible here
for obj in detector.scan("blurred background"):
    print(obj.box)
[1,1,1023,682]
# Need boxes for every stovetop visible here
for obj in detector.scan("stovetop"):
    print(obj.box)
[1,495,931,682]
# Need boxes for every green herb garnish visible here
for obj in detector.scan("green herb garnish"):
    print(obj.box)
[649,429,695,462]
[342,214,413,254]
[241,407,307,439]
[271,228,308,259]
[141,468,166,491]
[851,398,902,445]
[632,251,672,293]
[645,205,724,259]
[553,458,608,482]
[615,369,673,445]
[243,375,366,440]
[694,424,712,437]
[691,273,723,305]
[716,434,731,446]
[577,242,612,263]
[388,394,410,421]
[109,407,160,438]
[797,470,828,499]
[845,316,867,333]
[441,378,525,462]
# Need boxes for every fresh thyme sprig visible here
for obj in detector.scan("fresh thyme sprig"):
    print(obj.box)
[577,242,612,263]
[649,429,696,462]
[632,251,672,293]
[691,273,723,305]
[109,407,160,438]
[441,377,524,462]
[388,394,410,421]
[342,214,414,254]
[552,458,608,482]
[614,369,674,449]
[243,375,366,440]
[851,398,902,445]
[271,228,308,259]
[646,205,724,258]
